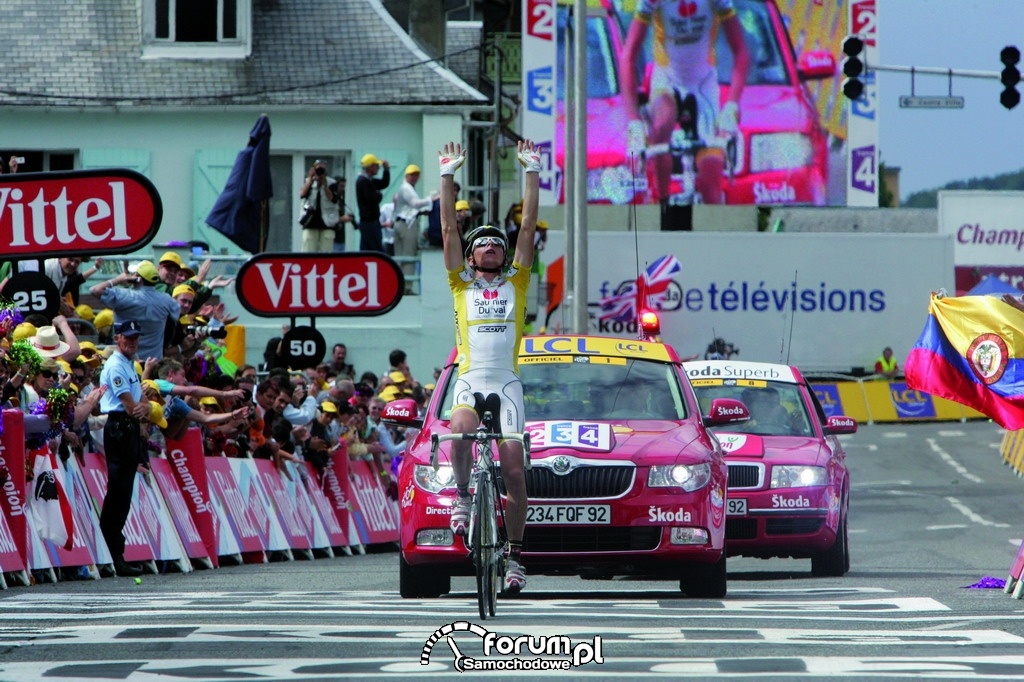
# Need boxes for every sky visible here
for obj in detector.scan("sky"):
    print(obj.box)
[878,0,1024,200]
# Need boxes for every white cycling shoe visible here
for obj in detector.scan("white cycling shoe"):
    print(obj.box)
[450,497,471,537]
[504,559,527,593]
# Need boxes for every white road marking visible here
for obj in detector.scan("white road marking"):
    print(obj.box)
[937,430,966,437]
[882,432,908,439]
[945,497,1011,528]
[928,438,984,483]
[927,524,968,530]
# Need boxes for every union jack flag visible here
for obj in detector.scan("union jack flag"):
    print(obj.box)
[598,255,681,322]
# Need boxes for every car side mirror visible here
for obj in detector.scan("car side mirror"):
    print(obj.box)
[703,398,750,427]
[382,398,422,429]
[824,415,858,435]
[798,50,836,80]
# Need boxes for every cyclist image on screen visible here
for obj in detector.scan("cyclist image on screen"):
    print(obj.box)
[620,0,750,206]
[437,138,541,593]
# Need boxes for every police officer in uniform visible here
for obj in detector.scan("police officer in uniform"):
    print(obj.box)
[98,320,149,577]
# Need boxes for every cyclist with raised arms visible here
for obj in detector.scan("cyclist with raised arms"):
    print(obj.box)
[437,139,541,593]
[620,0,749,206]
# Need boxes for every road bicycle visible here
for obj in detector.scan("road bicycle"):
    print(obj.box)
[431,408,530,619]
[644,91,740,207]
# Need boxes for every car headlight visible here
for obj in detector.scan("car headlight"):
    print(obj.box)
[648,463,711,492]
[749,133,813,172]
[587,166,641,204]
[770,465,827,488]
[414,464,455,493]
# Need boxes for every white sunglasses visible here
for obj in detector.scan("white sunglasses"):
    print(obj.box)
[472,236,505,249]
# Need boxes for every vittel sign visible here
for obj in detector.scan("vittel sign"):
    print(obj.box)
[236,253,405,317]
[0,169,162,258]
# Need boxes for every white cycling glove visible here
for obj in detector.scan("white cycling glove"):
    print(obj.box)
[517,147,543,173]
[626,120,647,156]
[438,148,466,176]
[717,101,740,135]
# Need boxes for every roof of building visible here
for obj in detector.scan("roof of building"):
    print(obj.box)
[0,0,487,108]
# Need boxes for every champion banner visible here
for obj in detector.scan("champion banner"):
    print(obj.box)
[905,294,1024,430]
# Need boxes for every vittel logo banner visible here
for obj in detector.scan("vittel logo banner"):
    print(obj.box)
[236,253,405,317]
[0,169,162,258]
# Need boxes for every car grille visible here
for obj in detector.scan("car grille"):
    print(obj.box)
[524,526,661,553]
[498,466,635,499]
[726,518,758,540]
[727,517,825,540]
[766,518,823,535]
[727,464,763,489]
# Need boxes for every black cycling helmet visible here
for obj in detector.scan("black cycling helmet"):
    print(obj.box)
[463,225,508,259]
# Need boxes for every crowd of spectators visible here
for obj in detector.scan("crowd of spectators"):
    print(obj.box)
[0,250,426,516]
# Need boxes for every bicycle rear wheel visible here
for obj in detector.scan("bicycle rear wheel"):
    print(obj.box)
[473,470,498,619]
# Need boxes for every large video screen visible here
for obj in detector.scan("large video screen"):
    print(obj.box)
[549,0,849,207]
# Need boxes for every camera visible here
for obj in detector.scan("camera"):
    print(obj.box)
[314,161,325,176]
[15,157,25,165]
[185,324,228,340]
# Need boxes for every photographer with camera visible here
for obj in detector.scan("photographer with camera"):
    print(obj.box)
[299,159,340,253]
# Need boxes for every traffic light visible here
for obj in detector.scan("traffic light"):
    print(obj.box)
[1001,45,1021,110]
[841,36,865,100]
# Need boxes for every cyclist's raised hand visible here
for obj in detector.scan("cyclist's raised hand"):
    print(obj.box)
[516,139,542,173]
[717,101,740,136]
[438,142,466,176]
[627,119,647,156]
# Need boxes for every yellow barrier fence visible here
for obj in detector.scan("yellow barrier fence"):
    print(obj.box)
[809,375,988,426]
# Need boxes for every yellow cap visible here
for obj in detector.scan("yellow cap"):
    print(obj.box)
[388,371,407,383]
[142,379,160,394]
[57,359,71,374]
[79,341,98,353]
[77,354,101,368]
[135,260,160,283]
[94,309,114,329]
[536,219,549,229]
[12,322,36,342]
[75,304,95,321]
[424,383,435,391]
[404,164,421,175]
[199,396,220,407]
[159,251,183,268]
[134,361,143,377]
[361,153,380,167]
[455,200,471,212]
[379,386,402,402]
[318,400,339,414]
[172,284,196,299]
[148,401,168,429]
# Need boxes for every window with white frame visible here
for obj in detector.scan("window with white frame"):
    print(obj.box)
[143,0,251,58]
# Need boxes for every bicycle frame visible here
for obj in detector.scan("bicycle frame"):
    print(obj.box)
[431,412,530,619]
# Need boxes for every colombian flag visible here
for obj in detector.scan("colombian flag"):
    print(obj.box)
[905,294,1024,430]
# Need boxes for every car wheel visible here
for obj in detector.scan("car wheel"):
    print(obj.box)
[811,511,849,577]
[680,554,727,598]
[399,553,451,598]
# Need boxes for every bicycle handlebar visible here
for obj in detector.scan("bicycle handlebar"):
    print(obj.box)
[430,431,532,471]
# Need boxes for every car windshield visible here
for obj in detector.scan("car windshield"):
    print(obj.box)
[691,380,810,436]
[437,357,687,421]
[556,7,620,100]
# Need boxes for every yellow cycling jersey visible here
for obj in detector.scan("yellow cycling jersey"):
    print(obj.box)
[636,0,736,86]
[448,262,531,375]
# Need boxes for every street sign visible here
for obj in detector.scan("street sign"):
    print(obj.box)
[899,95,965,109]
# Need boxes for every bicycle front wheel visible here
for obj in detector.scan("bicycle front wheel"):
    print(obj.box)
[473,470,498,619]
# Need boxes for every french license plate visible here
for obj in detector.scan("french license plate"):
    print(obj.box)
[726,498,747,516]
[526,504,611,525]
